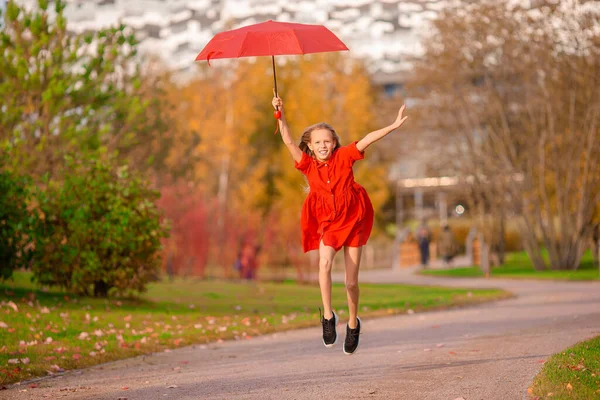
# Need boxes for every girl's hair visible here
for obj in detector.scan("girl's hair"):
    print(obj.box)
[298,122,341,157]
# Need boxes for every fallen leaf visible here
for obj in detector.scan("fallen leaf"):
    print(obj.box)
[449,351,456,355]
[21,358,30,365]
[121,387,129,390]
[566,383,573,390]
[423,348,431,352]
[167,385,178,389]
[0,322,8,329]
[78,332,89,340]
[7,359,19,364]
[7,301,18,312]
[124,315,132,322]
[436,343,445,348]
[527,388,533,395]
[72,354,81,360]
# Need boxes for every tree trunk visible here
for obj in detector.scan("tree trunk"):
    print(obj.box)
[94,280,109,298]
[497,209,505,265]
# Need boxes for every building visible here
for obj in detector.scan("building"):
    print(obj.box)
[16,0,451,85]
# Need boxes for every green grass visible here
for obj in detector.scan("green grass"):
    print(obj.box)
[0,271,509,385]
[420,251,599,281]
[530,336,600,399]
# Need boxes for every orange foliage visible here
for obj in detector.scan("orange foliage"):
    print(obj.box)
[161,54,391,277]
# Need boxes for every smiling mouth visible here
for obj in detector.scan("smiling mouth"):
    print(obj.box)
[318,150,328,156]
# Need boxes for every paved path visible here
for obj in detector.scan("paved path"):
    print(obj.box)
[4,270,600,400]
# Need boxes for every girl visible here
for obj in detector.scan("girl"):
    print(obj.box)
[272,91,408,355]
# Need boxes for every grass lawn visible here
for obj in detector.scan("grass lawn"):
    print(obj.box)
[0,271,509,385]
[420,251,599,281]
[530,335,600,399]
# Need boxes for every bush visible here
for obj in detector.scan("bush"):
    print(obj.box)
[32,158,169,297]
[0,166,36,280]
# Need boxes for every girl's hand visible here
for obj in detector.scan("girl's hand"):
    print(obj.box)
[392,104,408,129]
[272,89,283,111]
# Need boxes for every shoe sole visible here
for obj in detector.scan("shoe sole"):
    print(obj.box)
[343,316,361,355]
[323,312,338,348]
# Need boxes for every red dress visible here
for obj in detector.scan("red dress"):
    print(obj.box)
[294,141,374,252]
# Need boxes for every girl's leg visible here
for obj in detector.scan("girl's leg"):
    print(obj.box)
[319,241,337,319]
[343,246,363,329]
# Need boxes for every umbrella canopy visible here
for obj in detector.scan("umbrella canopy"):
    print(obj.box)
[195,20,348,62]
[195,20,348,124]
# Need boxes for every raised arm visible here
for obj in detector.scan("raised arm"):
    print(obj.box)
[272,91,303,163]
[356,105,408,152]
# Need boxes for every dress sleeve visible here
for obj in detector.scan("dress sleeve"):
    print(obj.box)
[338,141,365,165]
[294,151,311,173]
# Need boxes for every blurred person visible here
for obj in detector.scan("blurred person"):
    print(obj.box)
[416,222,431,267]
[236,242,261,280]
[272,91,408,355]
[438,225,458,267]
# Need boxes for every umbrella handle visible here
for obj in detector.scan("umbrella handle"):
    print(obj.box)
[272,56,281,120]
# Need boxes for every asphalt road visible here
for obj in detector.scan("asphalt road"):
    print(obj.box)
[4,269,600,400]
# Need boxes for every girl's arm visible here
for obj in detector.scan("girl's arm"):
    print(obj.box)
[272,92,303,163]
[356,105,408,152]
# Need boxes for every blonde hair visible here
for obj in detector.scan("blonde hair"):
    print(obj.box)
[298,122,341,158]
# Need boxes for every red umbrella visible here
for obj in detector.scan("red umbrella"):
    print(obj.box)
[195,20,349,119]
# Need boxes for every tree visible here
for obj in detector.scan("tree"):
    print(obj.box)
[165,54,389,278]
[32,158,169,297]
[0,0,174,180]
[409,0,600,270]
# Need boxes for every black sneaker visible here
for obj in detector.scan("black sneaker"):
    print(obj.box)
[320,310,338,347]
[343,317,361,355]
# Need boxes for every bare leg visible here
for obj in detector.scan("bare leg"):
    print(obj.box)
[318,241,337,319]
[344,246,363,329]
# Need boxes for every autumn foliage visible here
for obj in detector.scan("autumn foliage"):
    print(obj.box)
[159,54,391,279]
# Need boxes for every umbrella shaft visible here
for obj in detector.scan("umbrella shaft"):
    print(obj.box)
[272,56,278,100]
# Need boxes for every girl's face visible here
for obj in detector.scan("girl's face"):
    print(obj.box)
[308,128,336,162]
